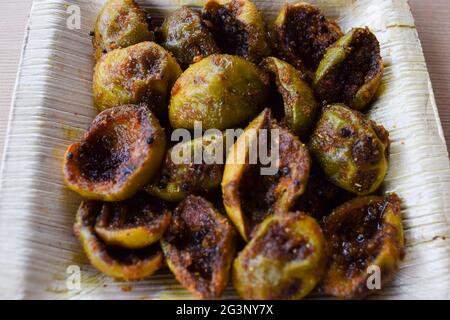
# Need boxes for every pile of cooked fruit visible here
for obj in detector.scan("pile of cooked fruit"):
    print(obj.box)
[63,0,405,300]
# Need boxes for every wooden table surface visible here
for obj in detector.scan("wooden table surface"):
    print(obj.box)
[0,0,449,159]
